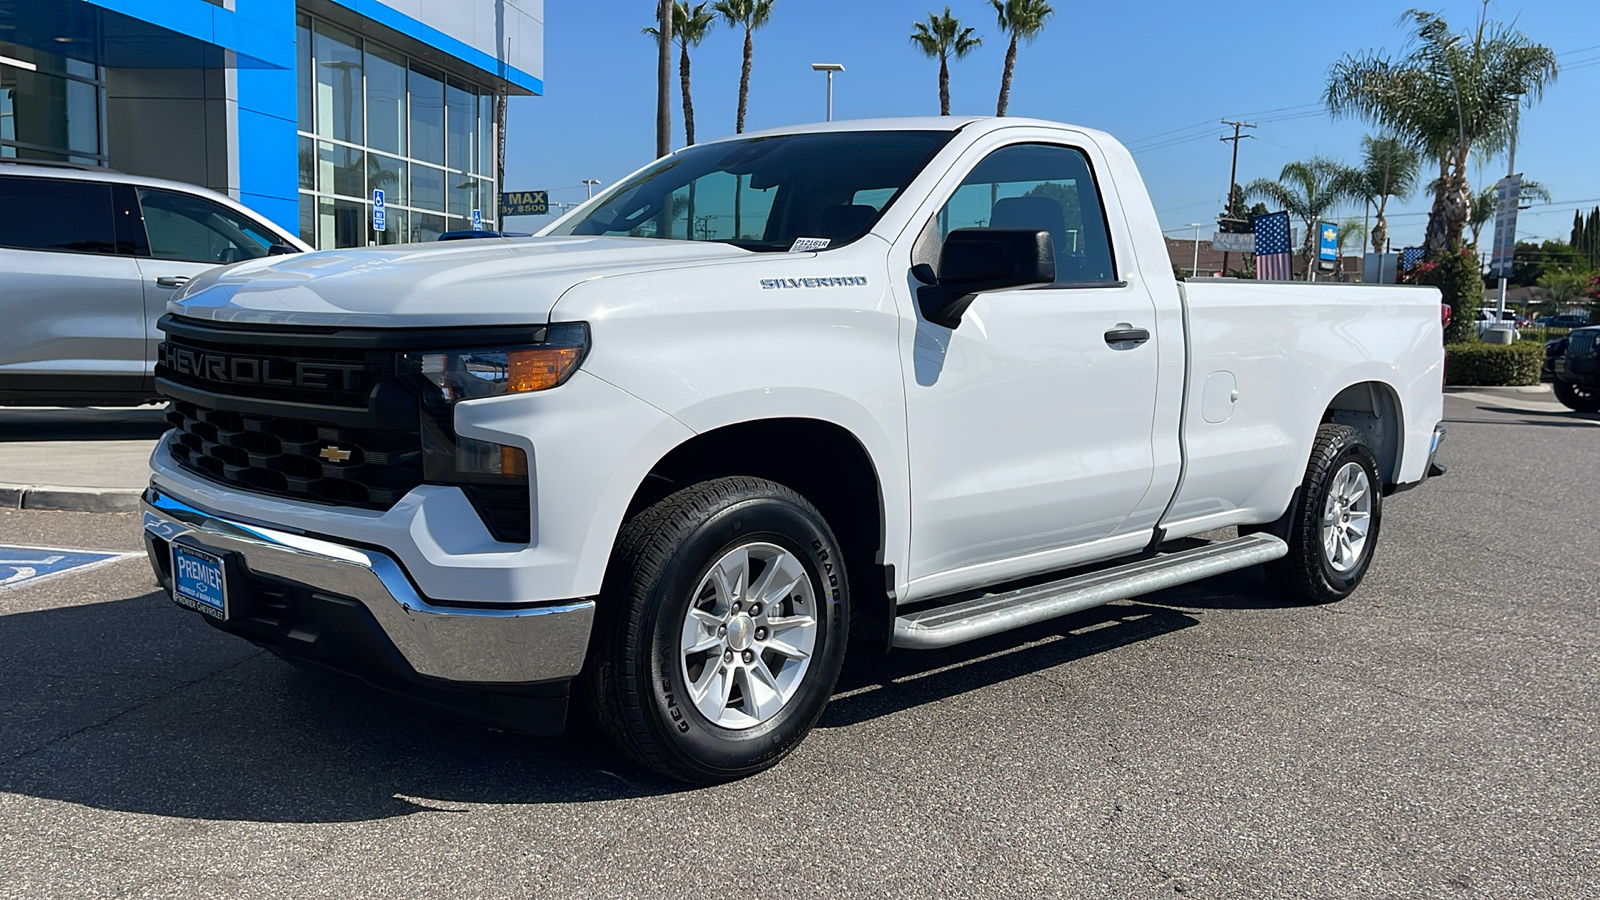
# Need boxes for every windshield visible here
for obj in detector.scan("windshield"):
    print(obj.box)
[548,130,955,251]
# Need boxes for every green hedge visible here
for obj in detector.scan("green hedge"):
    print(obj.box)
[1445,342,1546,386]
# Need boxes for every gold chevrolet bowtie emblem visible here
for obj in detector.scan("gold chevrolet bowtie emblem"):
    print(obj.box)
[319,446,353,463]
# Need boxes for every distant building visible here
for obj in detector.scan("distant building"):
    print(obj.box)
[0,0,543,247]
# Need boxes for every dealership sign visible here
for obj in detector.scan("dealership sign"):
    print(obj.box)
[500,191,549,217]
[1211,232,1254,253]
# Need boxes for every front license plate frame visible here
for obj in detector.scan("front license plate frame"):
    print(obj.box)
[171,543,229,620]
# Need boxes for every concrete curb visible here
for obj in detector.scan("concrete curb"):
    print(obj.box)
[1445,384,1552,396]
[0,484,143,513]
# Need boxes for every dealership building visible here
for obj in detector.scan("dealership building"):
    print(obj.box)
[0,0,542,247]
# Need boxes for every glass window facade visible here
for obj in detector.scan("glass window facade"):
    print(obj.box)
[296,13,498,249]
[0,41,106,165]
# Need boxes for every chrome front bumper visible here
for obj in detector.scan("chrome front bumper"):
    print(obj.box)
[141,487,595,685]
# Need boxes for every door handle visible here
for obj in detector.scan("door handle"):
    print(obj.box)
[155,276,191,288]
[1104,327,1150,346]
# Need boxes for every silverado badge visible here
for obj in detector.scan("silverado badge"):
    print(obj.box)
[319,446,353,463]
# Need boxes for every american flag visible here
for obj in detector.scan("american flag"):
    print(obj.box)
[1401,247,1424,271]
[1252,211,1293,280]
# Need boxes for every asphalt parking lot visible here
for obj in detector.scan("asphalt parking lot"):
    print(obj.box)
[1,392,1595,899]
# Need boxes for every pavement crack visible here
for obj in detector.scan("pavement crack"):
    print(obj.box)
[0,649,266,770]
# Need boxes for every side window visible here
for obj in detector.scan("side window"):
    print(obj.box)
[136,188,275,265]
[0,175,117,255]
[933,143,1116,284]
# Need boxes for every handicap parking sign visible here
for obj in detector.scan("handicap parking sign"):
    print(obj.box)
[472,208,483,231]
[0,544,136,590]
[372,189,386,233]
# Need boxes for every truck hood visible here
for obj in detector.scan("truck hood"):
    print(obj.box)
[169,236,753,328]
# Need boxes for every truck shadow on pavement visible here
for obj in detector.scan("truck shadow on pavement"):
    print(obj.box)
[823,566,1288,728]
[0,568,1288,822]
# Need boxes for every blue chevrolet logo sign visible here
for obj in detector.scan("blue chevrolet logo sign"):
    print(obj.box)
[500,191,549,217]
[1318,222,1339,261]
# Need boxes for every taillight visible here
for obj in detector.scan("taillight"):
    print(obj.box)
[1441,303,1452,328]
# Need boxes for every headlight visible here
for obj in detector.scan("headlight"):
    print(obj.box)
[401,322,589,402]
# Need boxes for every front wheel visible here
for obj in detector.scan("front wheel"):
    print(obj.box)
[582,476,849,784]
[1262,424,1383,605]
[1553,379,1600,413]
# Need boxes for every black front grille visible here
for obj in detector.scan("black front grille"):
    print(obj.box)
[155,315,540,543]
[166,399,423,509]
[1570,330,1597,357]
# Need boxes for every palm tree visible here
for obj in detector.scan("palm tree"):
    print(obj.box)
[989,0,1052,117]
[713,0,776,134]
[644,2,717,145]
[1357,135,1420,256]
[1325,6,1558,258]
[910,8,982,116]
[1245,157,1364,264]
[1336,218,1368,279]
[1467,178,1551,245]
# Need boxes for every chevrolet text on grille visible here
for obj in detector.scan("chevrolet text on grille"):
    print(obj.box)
[160,344,364,391]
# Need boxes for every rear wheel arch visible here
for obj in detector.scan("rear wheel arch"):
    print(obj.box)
[1322,380,1404,490]
[616,417,894,650]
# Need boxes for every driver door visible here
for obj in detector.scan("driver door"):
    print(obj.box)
[132,187,280,369]
[897,140,1162,594]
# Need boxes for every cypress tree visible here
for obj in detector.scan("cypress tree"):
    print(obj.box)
[1588,208,1600,267]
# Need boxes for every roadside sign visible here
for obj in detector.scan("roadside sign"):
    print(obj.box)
[500,190,548,217]
[1318,222,1338,261]
[1211,232,1254,253]
[372,189,386,232]
[472,208,483,231]
[1489,175,1523,280]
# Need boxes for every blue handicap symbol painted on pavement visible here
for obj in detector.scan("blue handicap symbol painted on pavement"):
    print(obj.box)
[0,544,132,589]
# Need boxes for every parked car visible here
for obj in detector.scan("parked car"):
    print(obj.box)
[1475,308,1521,340]
[1536,314,1592,330]
[0,161,309,407]
[141,116,1447,782]
[1544,326,1600,411]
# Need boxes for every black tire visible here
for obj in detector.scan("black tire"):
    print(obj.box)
[1553,380,1600,413]
[1262,424,1384,605]
[581,476,849,784]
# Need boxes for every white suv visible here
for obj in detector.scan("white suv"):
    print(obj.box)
[0,162,309,407]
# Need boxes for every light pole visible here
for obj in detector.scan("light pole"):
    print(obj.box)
[1187,223,1204,276]
[582,179,601,200]
[811,63,844,121]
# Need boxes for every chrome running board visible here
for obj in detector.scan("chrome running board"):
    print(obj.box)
[891,533,1288,650]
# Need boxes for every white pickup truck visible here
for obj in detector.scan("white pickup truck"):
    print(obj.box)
[142,117,1446,783]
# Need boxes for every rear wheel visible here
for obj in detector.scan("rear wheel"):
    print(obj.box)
[583,476,849,783]
[1553,380,1600,413]
[1263,424,1383,605]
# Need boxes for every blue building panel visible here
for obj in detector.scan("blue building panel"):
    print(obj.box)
[82,0,296,68]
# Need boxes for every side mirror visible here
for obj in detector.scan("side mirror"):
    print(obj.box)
[914,228,1056,328]
[268,242,300,256]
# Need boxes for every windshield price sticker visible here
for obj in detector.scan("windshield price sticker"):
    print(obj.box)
[788,237,831,253]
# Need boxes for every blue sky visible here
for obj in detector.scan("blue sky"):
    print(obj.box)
[505,1,1600,250]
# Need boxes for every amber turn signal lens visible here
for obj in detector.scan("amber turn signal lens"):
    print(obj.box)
[500,445,528,476]
[507,346,582,394]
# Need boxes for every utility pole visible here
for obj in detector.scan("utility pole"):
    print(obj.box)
[1218,120,1255,276]
[655,0,672,158]
[1496,101,1519,331]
